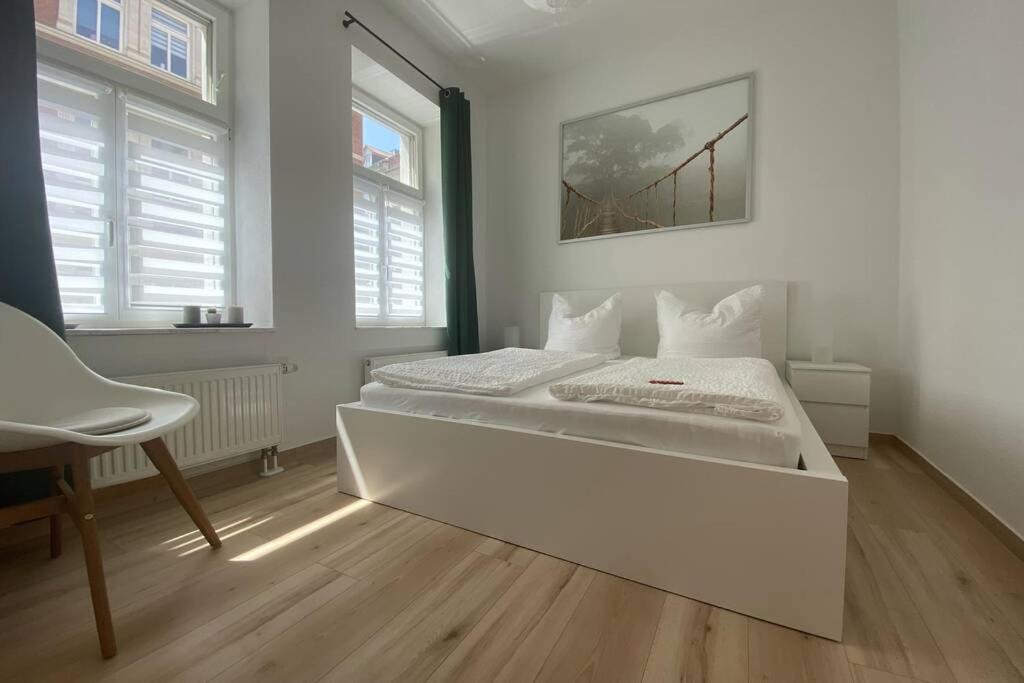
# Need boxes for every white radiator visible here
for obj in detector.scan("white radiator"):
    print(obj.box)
[364,350,446,385]
[92,364,284,488]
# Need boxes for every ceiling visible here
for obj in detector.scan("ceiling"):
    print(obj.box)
[380,0,770,85]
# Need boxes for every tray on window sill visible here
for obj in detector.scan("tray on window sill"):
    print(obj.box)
[172,323,254,328]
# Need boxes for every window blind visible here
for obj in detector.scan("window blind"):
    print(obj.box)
[124,96,228,309]
[353,176,425,324]
[383,189,425,320]
[36,64,116,317]
[353,178,382,318]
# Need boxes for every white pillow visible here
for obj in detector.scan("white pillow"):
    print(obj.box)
[656,285,763,359]
[545,293,622,359]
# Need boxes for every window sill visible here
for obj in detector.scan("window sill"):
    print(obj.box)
[66,326,275,337]
[355,324,447,331]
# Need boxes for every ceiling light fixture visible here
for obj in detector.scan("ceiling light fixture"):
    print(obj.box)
[522,0,590,14]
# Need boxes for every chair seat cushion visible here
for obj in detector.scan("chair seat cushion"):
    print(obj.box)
[50,407,153,435]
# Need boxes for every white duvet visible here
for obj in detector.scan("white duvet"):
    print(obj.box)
[371,347,606,396]
[549,356,786,422]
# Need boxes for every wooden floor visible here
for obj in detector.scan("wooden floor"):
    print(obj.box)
[1,439,1023,682]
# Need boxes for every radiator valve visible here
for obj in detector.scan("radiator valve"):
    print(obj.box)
[260,445,284,477]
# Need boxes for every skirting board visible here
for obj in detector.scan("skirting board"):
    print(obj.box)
[873,433,1024,563]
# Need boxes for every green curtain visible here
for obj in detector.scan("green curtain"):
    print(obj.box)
[0,0,66,506]
[440,88,479,355]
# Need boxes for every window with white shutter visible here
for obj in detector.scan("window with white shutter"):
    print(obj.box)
[35,0,232,328]
[352,97,426,327]
[36,62,231,324]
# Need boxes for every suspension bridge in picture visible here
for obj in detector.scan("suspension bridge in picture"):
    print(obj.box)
[562,113,748,240]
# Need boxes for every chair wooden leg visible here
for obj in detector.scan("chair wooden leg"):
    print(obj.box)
[140,438,221,548]
[49,466,63,559]
[70,456,117,659]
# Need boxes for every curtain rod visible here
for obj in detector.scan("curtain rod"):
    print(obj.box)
[342,11,451,96]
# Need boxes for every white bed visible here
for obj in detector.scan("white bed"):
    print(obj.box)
[360,360,803,468]
[337,281,848,640]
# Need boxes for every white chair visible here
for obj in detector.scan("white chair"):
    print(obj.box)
[0,302,221,659]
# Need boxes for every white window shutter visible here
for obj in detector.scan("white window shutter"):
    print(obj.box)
[383,188,425,321]
[353,177,383,319]
[124,96,229,310]
[353,176,425,325]
[36,64,116,319]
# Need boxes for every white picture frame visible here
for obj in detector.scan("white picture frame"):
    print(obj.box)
[559,73,754,243]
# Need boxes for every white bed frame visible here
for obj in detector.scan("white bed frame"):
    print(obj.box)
[336,281,848,640]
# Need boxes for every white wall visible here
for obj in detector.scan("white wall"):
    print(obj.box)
[484,0,901,431]
[897,0,1024,536]
[70,0,489,450]
[232,0,273,328]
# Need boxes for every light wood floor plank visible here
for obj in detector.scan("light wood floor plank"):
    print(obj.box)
[843,505,956,682]
[870,524,1024,682]
[871,440,926,476]
[428,553,583,682]
[493,563,597,682]
[534,572,666,683]
[0,481,339,640]
[102,462,335,549]
[476,537,540,567]
[322,512,441,578]
[642,594,747,683]
[893,465,1024,641]
[1,489,394,681]
[113,564,356,682]
[850,663,928,683]
[0,520,126,596]
[0,523,270,661]
[748,618,854,682]
[211,525,485,683]
[839,457,928,533]
[320,551,524,682]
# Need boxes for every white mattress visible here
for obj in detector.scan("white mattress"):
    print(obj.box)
[359,360,803,469]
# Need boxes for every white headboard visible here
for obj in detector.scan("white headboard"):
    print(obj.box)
[539,281,788,373]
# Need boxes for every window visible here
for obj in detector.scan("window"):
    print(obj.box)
[35,0,239,328]
[352,104,419,190]
[38,64,230,322]
[150,9,190,80]
[75,0,121,51]
[352,98,425,325]
[35,0,212,104]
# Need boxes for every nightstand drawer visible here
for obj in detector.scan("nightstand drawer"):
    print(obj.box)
[802,402,869,447]
[786,367,870,405]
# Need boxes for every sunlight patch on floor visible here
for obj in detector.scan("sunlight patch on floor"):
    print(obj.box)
[230,499,372,562]
[166,516,257,551]
[177,516,275,557]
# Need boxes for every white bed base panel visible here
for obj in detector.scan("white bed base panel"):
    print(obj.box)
[336,385,848,640]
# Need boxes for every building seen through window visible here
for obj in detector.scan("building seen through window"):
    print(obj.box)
[351,108,414,187]
[34,0,211,102]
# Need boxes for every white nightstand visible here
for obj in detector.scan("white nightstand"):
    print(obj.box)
[786,360,871,459]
